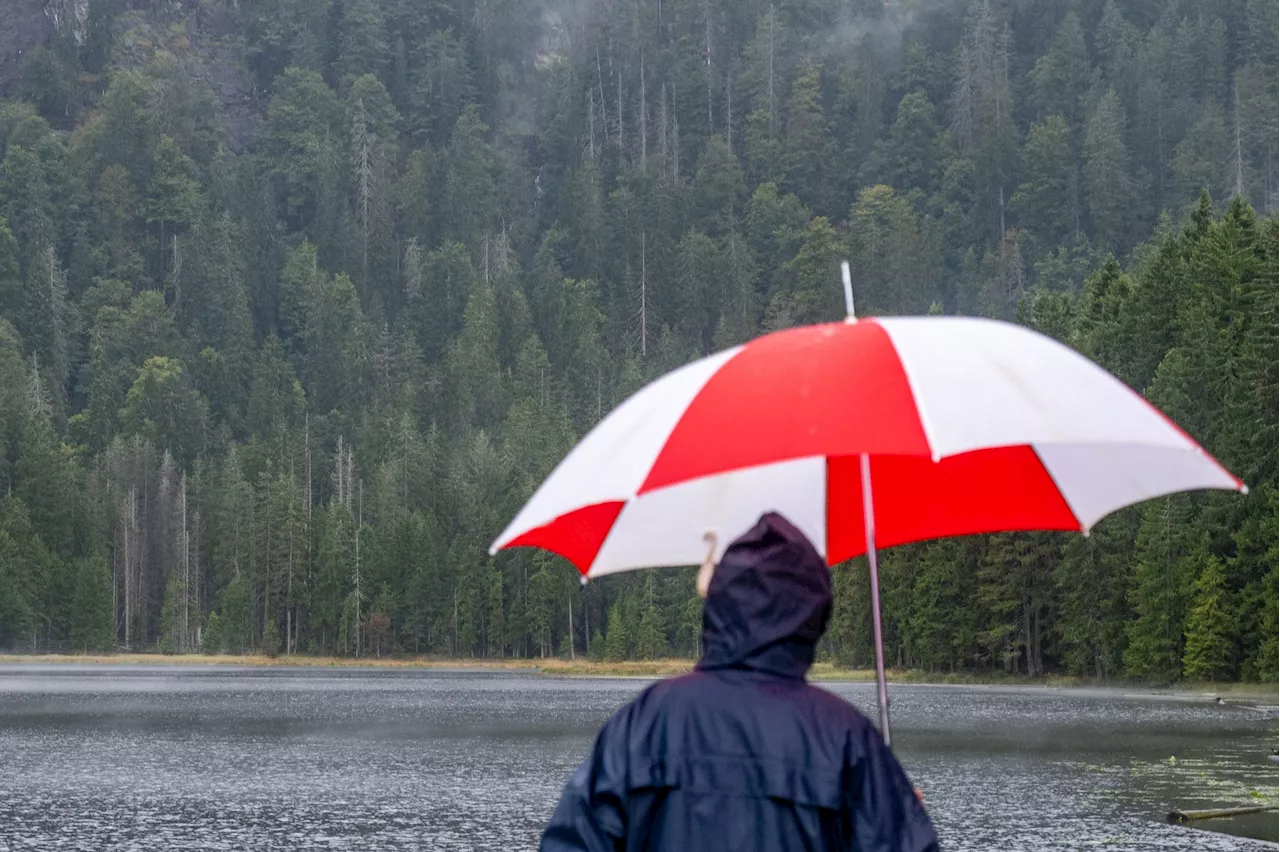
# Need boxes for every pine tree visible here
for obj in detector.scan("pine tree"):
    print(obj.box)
[950,0,1017,239]
[337,0,390,83]
[635,575,665,660]
[604,598,629,662]
[146,136,203,250]
[158,569,186,654]
[767,216,842,328]
[22,244,69,405]
[782,67,828,208]
[441,106,497,250]
[1027,13,1090,126]
[1246,561,1278,682]
[910,540,979,672]
[1181,555,1234,680]
[1124,498,1200,681]
[261,618,282,658]
[219,572,253,654]
[203,610,224,654]
[1083,90,1135,250]
[69,558,114,652]
[1011,116,1078,250]
[847,185,941,315]
[1053,515,1132,678]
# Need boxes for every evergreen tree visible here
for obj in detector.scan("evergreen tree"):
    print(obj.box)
[1083,90,1135,250]
[635,575,665,661]
[158,569,186,654]
[1181,555,1234,680]
[767,216,842,328]
[337,0,390,84]
[203,610,224,654]
[782,67,829,210]
[1246,561,1278,682]
[69,558,114,652]
[262,618,283,658]
[1027,13,1090,126]
[604,599,629,662]
[1011,116,1079,251]
[1124,498,1200,681]
[0,0,1270,671]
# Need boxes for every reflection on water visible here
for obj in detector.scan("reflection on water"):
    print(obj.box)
[0,665,1274,850]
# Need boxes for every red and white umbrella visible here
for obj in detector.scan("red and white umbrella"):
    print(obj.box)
[490,292,1245,743]
[491,316,1244,575]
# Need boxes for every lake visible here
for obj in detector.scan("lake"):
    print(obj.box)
[0,665,1275,850]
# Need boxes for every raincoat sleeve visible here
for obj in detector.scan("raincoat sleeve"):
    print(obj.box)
[540,714,628,852]
[846,725,939,852]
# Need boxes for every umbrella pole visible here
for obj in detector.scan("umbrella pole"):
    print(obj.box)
[859,453,892,747]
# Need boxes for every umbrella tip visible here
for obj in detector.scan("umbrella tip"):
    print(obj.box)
[1240,483,1250,495]
[841,261,856,322]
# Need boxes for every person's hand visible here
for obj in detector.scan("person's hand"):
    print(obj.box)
[914,787,924,804]
[696,532,717,599]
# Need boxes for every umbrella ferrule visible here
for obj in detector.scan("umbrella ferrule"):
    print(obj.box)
[841,261,856,323]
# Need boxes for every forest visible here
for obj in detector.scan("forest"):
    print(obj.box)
[0,0,1274,681]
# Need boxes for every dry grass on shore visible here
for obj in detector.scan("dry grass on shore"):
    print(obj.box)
[1,652,543,670]
[1,653,860,679]
[0,653,868,679]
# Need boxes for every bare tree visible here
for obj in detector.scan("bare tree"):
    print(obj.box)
[351,98,375,300]
[658,83,669,166]
[639,54,648,169]
[767,4,777,134]
[640,230,648,356]
[704,0,715,136]
[403,238,422,300]
[1233,80,1244,198]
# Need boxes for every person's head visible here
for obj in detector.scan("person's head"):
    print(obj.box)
[697,512,832,678]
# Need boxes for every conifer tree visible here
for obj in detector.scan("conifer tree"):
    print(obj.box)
[1182,555,1234,681]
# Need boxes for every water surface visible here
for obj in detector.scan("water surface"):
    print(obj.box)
[0,665,1275,850]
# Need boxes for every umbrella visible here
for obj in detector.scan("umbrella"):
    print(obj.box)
[489,266,1246,745]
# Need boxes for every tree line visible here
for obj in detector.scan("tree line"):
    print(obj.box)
[0,0,1274,681]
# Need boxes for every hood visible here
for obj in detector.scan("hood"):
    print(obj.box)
[698,512,833,679]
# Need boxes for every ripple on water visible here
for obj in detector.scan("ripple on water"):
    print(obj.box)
[0,668,1274,850]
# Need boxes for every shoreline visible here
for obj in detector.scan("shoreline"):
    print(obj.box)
[1,653,1275,702]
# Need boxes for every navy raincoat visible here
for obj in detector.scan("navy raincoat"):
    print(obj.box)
[541,512,939,852]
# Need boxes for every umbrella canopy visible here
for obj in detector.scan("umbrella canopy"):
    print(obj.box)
[490,316,1245,576]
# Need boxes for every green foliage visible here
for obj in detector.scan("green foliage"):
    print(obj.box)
[1124,499,1201,681]
[120,357,208,466]
[158,570,186,654]
[261,618,282,658]
[219,574,253,654]
[1083,90,1134,251]
[146,136,203,233]
[1182,556,1234,681]
[203,610,224,654]
[603,599,629,662]
[1246,563,1278,682]
[0,0,1270,678]
[70,559,114,652]
[635,576,665,661]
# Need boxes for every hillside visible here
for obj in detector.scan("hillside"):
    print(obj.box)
[0,0,1275,682]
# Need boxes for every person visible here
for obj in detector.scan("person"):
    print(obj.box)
[540,511,939,852]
